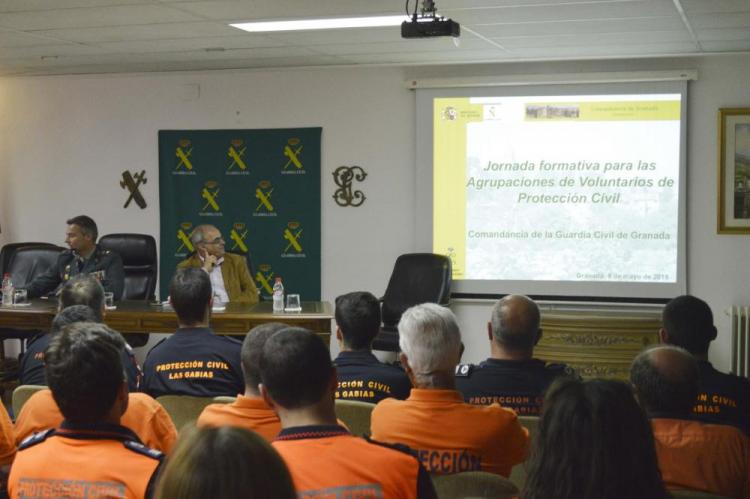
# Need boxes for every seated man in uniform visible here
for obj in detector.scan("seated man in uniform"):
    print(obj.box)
[197,322,286,441]
[631,345,750,498]
[20,275,141,391]
[177,224,259,304]
[14,307,177,454]
[333,291,410,403]
[9,322,163,498]
[660,295,750,434]
[260,327,436,499]
[455,294,575,415]
[142,268,243,398]
[371,303,529,477]
[25,215,124,301]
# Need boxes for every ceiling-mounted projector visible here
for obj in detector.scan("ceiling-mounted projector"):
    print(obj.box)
[401,0,460,39]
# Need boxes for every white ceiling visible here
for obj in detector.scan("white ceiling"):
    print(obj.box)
[0,0,747,76]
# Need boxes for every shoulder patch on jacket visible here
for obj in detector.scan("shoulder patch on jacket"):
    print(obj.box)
[123,440,164,461]
[455,364,473,377]
[19,429,55,450]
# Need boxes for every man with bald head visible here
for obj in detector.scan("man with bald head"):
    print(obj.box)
[455,294,575,415]
[177,224,259,304]
[631,345,750,498]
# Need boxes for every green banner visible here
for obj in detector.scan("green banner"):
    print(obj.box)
[158,128,321,301]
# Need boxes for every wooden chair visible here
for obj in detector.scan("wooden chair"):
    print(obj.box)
[431,471,518,499]
[509,415,539,491]
[334,399,375,437]
[156,394,234,431]
[12,384,47,417]
[670,490,729,499]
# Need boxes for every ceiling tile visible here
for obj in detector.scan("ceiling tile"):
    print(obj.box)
[680,0,750,14]
[34,22,243,43]
[689,12,750,29]
[469,16,687,37]
[159,0,399,21]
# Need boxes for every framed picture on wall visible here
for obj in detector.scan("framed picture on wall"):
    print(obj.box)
[718,108,750,234]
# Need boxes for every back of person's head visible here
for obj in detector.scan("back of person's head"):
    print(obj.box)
[398,303,461,379]
[242,323,289,393]
[523,378,668,499]
[66,215,98,241]
[662,295,716,355]
[335,291,381,350]
[170,267,211,325]
[260,327,333,410]
[630,345,699,415]
[490,294,541,352]
[155,426,296,499]
[45,322,126,425]
[50,305,99,334]
[59,274,104,321]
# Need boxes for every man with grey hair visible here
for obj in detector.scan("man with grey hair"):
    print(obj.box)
[630,345,750,498]
[455,295,575,415]
[177,224,259,304]
[371,303,528,477]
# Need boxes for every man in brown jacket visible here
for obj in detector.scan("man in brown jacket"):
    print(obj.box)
[177,224,259,304]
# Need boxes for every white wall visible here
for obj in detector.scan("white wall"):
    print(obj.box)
[1,55,749,369]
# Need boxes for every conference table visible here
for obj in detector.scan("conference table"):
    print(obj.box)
[0,299,333,342]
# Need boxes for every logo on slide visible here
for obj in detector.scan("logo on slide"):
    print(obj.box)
[199,180,222,216]
[442,106,458,120]
[254,180,276,217]
[174,139,196,175]
[229,222,249,252]
[255,264,275,297]
[176,222,194,255]
[282,138,305,174]
[282,221,305,257]
[227,138,249,175]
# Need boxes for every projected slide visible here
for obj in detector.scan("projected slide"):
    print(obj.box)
[433,94,681,284]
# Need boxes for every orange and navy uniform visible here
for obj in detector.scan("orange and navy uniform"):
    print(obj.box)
[273,425,436,499]
[197,394,281,441]
[455,358,575,416]
[142,327,243,398]
[14,389,177,454]
[651,416,750,499]
[693,360,750,435]
[333,351,411,403]
[0,403,16,466]
[371,389,529,477]
[20,332,142,391]
[9,421,163,499]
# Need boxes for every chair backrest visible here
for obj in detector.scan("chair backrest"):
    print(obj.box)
[431,471,519,499]
[509,416,540,491]
[381,253,452,329]
[6,245,65,288]
[334,399,376,437]
[1,242,61,277]
[670,490,730,499]
[99,234,157,301]
[12,384,47,416]
[156,394,233,431]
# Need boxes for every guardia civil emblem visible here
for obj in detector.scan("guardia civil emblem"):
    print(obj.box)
[174,139,196,175]
[227,138,249,175]
[229,223,249,253]
[176,222,194,255]
[282,221,305,258]
[282,138,305,174]
[254,180,276,217]
[199,180,222,216]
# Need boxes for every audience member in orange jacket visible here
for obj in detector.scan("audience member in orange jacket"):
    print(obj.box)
[15,389,177,454]
[631,345,750,499]
[197,322,285,441]
[260,327,437,499]
[0,403,16,465]
[8,323,163,499]
[371,303,529,477]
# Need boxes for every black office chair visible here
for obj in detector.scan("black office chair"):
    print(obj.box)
[371,253,452,352]
[99,234,157,347]
[0,242,62,278]
[99,234,157,301]
[1,245,65,364]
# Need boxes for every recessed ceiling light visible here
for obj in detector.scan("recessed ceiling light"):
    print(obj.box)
[230,15,408,33]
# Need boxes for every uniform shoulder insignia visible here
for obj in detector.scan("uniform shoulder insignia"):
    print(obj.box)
[455,364,474,377]
[19,428,55,450]
[123,440,164,461]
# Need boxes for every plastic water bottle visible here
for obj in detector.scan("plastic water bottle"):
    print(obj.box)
[272,277,284,313]
[2,274,13,306]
